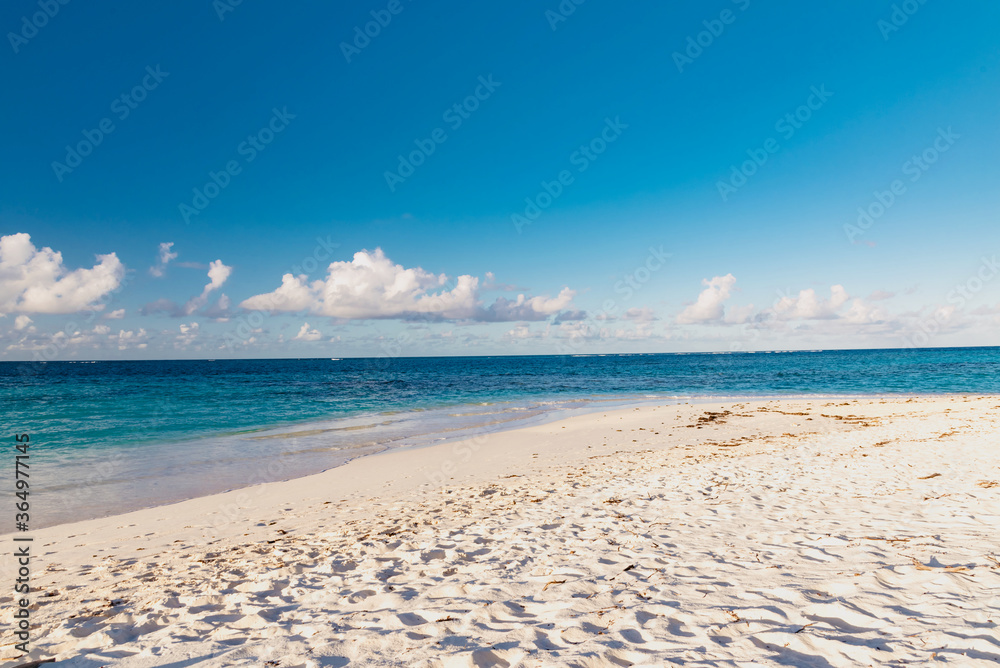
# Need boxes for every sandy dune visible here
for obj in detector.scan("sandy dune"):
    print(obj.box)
[3,396,1000,666]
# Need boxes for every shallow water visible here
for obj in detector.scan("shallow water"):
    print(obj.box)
[3,348,998,528]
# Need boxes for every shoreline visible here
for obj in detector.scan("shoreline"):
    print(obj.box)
[14,391,972,532]
[15,347,1000,531]
[5,395,1000,666]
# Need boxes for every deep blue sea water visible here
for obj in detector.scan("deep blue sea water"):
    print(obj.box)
[3,347,999,528]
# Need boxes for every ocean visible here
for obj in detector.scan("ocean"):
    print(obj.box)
[4,347,999,529]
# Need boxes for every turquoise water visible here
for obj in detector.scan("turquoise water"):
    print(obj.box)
[3,348,999,528]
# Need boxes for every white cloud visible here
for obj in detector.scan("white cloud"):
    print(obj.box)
[724,304,755,325]
[176,322,199,347]
[3,323,148,355]
[673,276,894,335]
[241,248,575,323]
[149,242,178,278]
[104,308,126,319]
[610,324,658,340]
[774,285,850,320]
[293,322,322,341]
[206,259,232,290]
[481,288,575,322]
[623,307,657,323]
[0,233,124,315]
[482,272,525,292]
[557,321,600,341]
[240,273,315,313]
[503,324,549,341]
[970,303,1000,316]
[202,294,234,322]
[145,260,233,318]
[842,298,887,324]
[14,315,32,330]
[553,309,588,322]
[426,330,454,340]
[242,249,469,318]
[183,259,232,315]
[117,328,149,351]
[551,321,664,346]
[677,274,737,324]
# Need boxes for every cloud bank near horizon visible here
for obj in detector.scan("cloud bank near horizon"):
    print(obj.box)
[239,248,576,323]
[1,234,997,359]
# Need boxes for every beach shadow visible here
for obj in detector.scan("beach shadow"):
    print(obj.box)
[151,657,226,668]
[932,647,1000,663]
[748,638,841,668]
[54,655,218,668]
[313,657,350,667]
[942,630,1000,650]
[620,628,645,644]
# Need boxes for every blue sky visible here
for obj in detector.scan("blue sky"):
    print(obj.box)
[1,0,998,359]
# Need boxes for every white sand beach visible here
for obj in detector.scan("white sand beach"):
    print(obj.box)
[3,396,1000,667]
